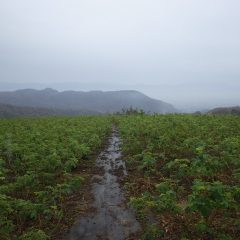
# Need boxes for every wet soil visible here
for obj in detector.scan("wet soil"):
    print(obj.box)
[64,128,141,240]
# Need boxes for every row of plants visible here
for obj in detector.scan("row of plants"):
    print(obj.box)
[0,116,111,240]
[118,114,240,240]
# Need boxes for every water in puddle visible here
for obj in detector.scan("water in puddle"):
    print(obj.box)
[65,128,141,240]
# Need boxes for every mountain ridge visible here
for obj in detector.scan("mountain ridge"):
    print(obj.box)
[207,106,240,115]
[0,88,177,114]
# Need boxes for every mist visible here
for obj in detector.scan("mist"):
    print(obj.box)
[1,0,240,111]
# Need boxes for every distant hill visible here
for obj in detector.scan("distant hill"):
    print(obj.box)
[0,103,99,118]
[208,106,240,115]
[0,88,177,114]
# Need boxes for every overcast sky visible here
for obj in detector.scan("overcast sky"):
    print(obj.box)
[0,0,240,110]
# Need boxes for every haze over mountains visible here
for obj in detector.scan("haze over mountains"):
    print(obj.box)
[0,88,177,117]
[208,106,240,115]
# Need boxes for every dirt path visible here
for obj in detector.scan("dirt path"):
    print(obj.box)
[64,127,141,240]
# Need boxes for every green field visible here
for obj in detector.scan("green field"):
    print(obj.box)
[0,114,239,239]
[118,115,240,240]
[0,116,111,240]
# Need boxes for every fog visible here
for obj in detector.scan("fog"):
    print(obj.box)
[1,0,240,111]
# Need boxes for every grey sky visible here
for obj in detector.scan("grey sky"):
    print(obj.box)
[0,0,240,110]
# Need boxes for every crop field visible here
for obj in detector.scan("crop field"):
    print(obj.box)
[118,115,240,240]
[0,116,111,240]
[0,114,239,240]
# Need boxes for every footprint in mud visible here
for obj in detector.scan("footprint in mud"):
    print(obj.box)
[64,128,141,240]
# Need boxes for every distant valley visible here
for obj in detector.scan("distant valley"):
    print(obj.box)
[0,103,99,118]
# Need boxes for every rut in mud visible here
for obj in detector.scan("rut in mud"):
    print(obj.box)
[65,127,141,240]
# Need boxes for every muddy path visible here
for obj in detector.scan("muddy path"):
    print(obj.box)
[64,127,141,240]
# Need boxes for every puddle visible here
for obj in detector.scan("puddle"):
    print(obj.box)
[65,127,141,240]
